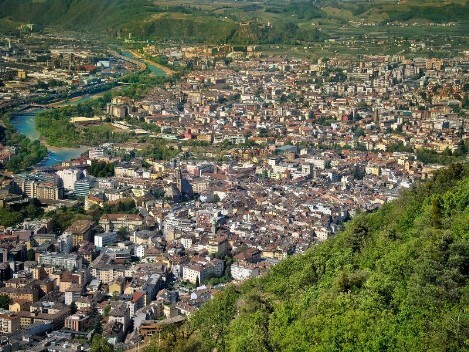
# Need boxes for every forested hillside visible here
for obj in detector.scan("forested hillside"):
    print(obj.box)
[1,0,467,44]
[146,163,469,351]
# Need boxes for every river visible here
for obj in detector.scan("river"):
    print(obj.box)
[11,109,88,167]
[10,50,166,167]
[121,51,167,76]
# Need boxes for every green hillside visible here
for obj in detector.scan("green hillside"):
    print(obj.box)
[150,163,469,352]
[1,0,467,44]
[0,0,327,44]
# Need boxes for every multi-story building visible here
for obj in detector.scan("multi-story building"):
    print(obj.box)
[57,232,73,254]
[64,314,90,331]
[0,283,41,303]
[64,219,94,247]
[38,253,82,271]
[15,174,64,200]
[99,214,144,232]
[182,258,224,285]
[94,232,117,248]
[0,312,20,334]
[231,262,260,282]
[56,168,84,191]
[207,236,228,255]
[74,177,95,197]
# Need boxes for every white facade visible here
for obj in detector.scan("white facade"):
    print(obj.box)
[38,253,82,271]
[231,263,260,281]
[56,169,84,191]
[57,232,73,254]
[182,259,224,285]
[94,232,117,248]
[135,245,146,258]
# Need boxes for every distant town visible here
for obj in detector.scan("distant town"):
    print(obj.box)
[0,26,467,351]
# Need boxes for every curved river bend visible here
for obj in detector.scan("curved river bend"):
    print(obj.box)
[11,50,166,167]
[11,110,87,167]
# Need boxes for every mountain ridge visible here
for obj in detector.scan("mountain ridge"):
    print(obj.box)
[1,0,468,44]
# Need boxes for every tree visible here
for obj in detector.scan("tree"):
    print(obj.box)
[26,248,35,261]
[212,194,221,203]
[117,227,130,241]
[103,305,111,317]
[90,335,114,352]
[352,166,365,180]
[70,301,78,314]
[0,295,11,309]
[430,197,442,229]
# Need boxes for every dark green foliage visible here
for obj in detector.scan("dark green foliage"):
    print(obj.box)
[89,199,137,223]
[0,113,48,172]
[0,207,24,227]
[70,301,78,314]
[116,226,129,241]
[386,2,469,24]
[89,334,114,352]
[153,163,469,351]
[416,147,466,165]
[35,101,132,148]
[48,205,90,233]
[387,140,413,153]
[89,160,115,177]
[0,0,328,44]
[136,142,179,161]
[0,199,44,227]
[26,248,35,261]
[0,295,11,309]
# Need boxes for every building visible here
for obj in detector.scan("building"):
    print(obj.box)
[182,259,224,285]
[231,262,260,281]
[64,314,90,332]
[64,219,94,247]
[57,232,73,254]
[0,283,41,303]
[135,245,146,258]
[0,311,21,334]
[207,236,228,255]
[99,214,144,232]
[89,148,106,160]
[38,253,82,271]
[94,232,117,248]
[109,277,126,296]
[16,174,64,200]
[138,316,185,338]
[56,169,84,191]
[74,178,95,197]
[129,291,145,317]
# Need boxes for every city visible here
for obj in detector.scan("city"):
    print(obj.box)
[0,1,468,351]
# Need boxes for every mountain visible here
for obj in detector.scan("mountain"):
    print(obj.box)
[153,163,469,351]
[1,0,467,44]
[0,0,326,44]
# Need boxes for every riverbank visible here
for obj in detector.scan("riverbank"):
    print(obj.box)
[129,50,175,76]
[11,109,89,167]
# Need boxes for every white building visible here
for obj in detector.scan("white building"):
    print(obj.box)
[231,262,260,281]
[94,232,117,248]
[89,148,105,160]
[38,253,82,271]
[56,168,84,191]
[0,312,20,334]
[135,245,146,259]
[57,232,73,254]
[182,258,224,285]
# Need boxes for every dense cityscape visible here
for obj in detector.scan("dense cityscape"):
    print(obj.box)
[0,1,468,351]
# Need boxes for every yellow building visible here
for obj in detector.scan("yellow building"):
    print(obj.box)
[17,69,27,79]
